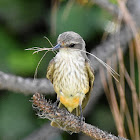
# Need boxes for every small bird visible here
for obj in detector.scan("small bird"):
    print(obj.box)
[46,31,94,127]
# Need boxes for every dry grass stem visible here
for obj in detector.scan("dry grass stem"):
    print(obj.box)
[117,48,140,140]
[100,46,140,140]
[107,60,126,137]
[117,0,140,98]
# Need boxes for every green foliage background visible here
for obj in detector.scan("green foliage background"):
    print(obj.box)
[0,0,117,139]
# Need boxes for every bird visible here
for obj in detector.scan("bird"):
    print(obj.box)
[46,31,94,127]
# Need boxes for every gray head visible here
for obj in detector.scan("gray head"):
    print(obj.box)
[53,31,86,51]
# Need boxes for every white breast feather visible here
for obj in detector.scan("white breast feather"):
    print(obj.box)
[54,49,89,99]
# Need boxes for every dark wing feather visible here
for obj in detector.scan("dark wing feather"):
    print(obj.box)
[46,58,55,83]
[82,60,95,111]
[72,59,95,116]
[47,59,59,127]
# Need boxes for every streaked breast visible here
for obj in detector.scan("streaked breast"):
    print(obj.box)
[53,49,89,97]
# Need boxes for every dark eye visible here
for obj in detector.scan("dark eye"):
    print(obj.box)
[69,43,75,48]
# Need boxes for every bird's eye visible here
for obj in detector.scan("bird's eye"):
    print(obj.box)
[69,43,75,48]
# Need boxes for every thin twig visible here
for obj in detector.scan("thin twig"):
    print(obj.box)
[107,60,126,137]
[116,47,135,140]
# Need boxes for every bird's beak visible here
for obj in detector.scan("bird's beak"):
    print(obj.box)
[53,44,61,51]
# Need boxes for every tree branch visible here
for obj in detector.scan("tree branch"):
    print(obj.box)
[0,71,54,94]
[31,93,128,140]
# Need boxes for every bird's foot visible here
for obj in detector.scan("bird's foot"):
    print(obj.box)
[53,99,59,109]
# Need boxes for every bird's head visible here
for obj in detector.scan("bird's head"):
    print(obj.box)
[53,31,86,51]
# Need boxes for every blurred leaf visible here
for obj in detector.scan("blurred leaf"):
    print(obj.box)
[0,93,38,140]
[7,50,40,75]
[55,4,110,39]
[90,104,116,133]
[0,28,19,72]
[109,0,118,5]
[0,0,45,32]
[0,28,40,75]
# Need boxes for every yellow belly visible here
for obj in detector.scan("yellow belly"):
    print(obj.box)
[60,95,80,112]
